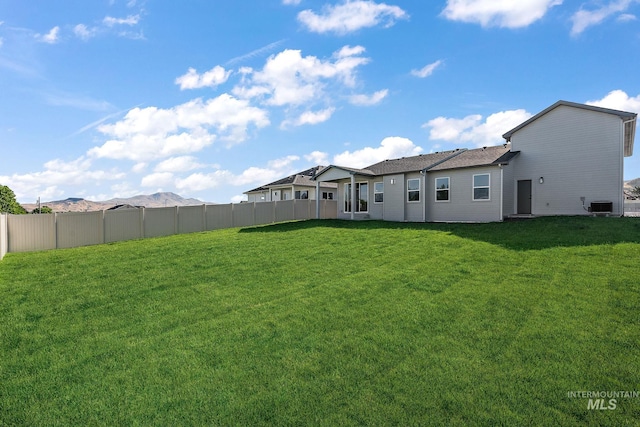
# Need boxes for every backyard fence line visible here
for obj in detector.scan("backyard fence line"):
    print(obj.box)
[2,200,337,256]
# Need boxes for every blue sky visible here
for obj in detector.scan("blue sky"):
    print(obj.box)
[1,0,639,204]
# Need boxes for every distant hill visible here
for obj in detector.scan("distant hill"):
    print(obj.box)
[22,192,207,213]
[625,178,640,189]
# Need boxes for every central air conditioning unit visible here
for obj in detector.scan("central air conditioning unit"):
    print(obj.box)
[588,201,613,213]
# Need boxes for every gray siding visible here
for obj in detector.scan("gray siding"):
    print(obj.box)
[405,172,425,222]
[501,163,515,217]
[509,105,624,216]
[427,166,502,222]
[383,174,405,221]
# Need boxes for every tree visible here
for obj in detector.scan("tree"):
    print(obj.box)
[632,186,640,199]
[0,185,26,214]
[31,206,53,214]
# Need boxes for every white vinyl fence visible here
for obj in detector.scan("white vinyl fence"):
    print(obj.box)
[0,200,337,257]
[0,214,7,260]
[625,201,640,216]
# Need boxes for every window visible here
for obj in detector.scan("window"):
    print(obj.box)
[374,182,384,203]
[407,178,420,202]
[344,182,369,212]
[473,174,490,201]
[295,190,308,200]
[435,177,450,202]
[322,192,333,200]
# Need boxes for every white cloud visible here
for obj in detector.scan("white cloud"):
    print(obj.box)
[349,89,388,106]
[618,13,637,21]
[305,150,330,165]
[89,94,270,161]
[103,15,140,27]
[571,0,635,36]
[298,0,408,34]
[172,155,302,194]
[0,157,124,201]
[282,108,336,128]
[586,90,640,113]
[74,24,98,40]
[132,162,147,173]
[411,60,443,78]
[441,0,562,28]
[141,172,174,188]
[37,26,60,44]
[234,46,369,107]
[175,66,232,90]
[424,109,532,146]
[154,156,205,173]
[333,136,423,168]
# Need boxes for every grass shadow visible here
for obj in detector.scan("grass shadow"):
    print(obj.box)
[239,216,640,251]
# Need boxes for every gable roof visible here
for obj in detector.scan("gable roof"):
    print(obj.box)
[314,149,466,181]
[428,144,519,171]
[245,166,336,193]
[502,100,637,156]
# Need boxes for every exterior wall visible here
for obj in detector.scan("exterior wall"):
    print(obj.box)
[405,172,425,222]
[509,105,624,216]
[382,174,405,221]
[427,166,502,222]
[501,163,515,218]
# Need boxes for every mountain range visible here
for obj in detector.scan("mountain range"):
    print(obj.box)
[21,192,207,213]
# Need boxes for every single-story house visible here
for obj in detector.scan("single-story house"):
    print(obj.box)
[245,166,337,203]
[310,100,636,222]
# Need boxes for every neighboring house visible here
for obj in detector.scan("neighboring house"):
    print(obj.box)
[312,100,637,222]
[245,166,337,203]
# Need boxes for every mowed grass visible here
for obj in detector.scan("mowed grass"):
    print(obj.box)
[1,217,639,426]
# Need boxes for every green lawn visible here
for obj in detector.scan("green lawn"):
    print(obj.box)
[1,217,639,426]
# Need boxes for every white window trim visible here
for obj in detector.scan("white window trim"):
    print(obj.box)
[374,181,384,204]
[407,178,421,203]
[344,181,369,213]
[472,173,491,201]
[435,177,450,203]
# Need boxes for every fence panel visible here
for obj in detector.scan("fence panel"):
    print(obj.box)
[105,208,144,243]
[233,202,255,228]
[57,211,104,249]
[3,200,340,257]
[294,199,312,220]
[254,202,275,225]
[8,214,56,253]
[145,207,178,238]
[178,205,205,234]
[320,200,338,219]
[275,200,295,223]
[0,214,7,260]
[206,204,233,230]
